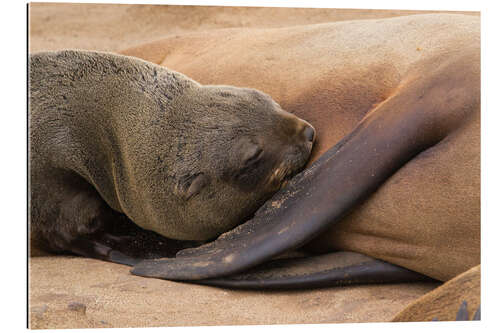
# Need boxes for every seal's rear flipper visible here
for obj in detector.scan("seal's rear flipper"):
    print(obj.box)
[195,252,434,289]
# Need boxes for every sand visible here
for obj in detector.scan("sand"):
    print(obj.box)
[29,256,437,328]
[27,3,468,329]
[28,3,475,53]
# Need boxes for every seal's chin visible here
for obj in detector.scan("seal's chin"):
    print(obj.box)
[267,162,304,191]
[279,164,305,189]
[266,138,314,191]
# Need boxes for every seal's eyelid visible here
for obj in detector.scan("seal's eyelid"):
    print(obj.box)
[184,173,208,200]
[243,146,263,166]
[177,173,209,200]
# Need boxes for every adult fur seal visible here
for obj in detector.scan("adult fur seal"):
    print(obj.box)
[29,50,315,262]
[123,13,479,287]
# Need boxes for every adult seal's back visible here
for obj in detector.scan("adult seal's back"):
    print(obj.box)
[29,50,315,262]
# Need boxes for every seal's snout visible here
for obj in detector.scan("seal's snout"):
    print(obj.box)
[302,124,316,143]
[294,120,315,151]
[270,118,315,188]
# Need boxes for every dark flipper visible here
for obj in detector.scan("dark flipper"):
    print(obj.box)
[95,212,204,260]
[68,212,203,266]
[132,66,475,281]
[196,252,435,289]
[69,236,141,266]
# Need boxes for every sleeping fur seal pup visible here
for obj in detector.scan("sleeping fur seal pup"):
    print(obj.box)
[29,50,315,262]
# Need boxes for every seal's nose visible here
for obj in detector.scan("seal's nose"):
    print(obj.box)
[303,124,316,143]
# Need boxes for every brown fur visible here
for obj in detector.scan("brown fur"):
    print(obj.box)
[121,14,480,282]
[29,50,314,256]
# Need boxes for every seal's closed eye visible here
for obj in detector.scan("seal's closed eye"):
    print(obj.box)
[184,173,209,200]
[176,173,209,201]
[243,145,263,166]
[303,126,315,143]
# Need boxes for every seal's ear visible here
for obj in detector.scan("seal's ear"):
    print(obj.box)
[176,173,208,200]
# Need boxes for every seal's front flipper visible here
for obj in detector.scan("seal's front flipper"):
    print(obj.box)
[97,214,205,260]
[108,250,141,266]
[69,237,141,266]
[195,251,434,289]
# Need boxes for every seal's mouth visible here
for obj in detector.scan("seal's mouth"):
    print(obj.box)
[268,161,306,191]
[267,163,287,187]
[266,129,315,191]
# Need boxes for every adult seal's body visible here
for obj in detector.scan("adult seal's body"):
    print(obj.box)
[29,50,315,262]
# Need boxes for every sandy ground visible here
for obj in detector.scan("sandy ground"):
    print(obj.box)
[27,3,476,329]
[28,3,475,53]
[29,256,437,328]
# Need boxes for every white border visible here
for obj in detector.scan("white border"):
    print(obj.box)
[2,1,499,333]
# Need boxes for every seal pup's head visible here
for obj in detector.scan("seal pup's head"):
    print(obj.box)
[46,51,316,242]
[147,84,315,241]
